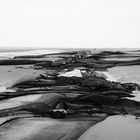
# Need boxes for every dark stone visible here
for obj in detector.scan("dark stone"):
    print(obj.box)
[56,76,83,86]
[35,61,52,67]
[0,59,45,65]
[75,94,118,106]
[80,77,113,91]
[122,83,140,91]
[101,90,134,98]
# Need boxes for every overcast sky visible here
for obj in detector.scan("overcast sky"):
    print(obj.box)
[0,0,140,49]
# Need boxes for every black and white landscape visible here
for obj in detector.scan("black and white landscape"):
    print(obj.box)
[0,49,140,139]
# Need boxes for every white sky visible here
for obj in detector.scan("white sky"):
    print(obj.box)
[0,0,140,49]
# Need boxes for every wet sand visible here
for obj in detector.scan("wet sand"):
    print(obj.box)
[79,115,140,140]
[0,117,94,140]
[0,65,44,91]
[108,65,140,84]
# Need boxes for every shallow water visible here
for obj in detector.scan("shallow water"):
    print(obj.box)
[79,115,140,140]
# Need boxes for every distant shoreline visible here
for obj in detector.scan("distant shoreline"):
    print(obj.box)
[0,47,139,53]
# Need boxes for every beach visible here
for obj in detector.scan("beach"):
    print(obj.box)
[0,49,140,139]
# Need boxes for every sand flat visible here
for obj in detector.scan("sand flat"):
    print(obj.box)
[0,117,93,140]
[79,115,140,140]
